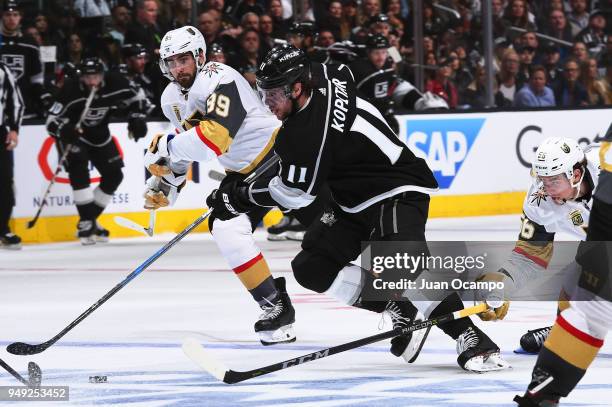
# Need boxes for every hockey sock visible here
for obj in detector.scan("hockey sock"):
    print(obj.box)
[429,293,474,339]
[232,253,279,306]
[92,186,113,220]
[76,202,97,221]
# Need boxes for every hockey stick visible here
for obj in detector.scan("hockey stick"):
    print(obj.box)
[183,303,488,384]
[0,359,42,388]
[27,86,98,229]
[7,155,280,356]
[208,169,226,182]
[114,210,156,237]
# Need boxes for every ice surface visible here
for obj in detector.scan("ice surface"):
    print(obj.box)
[0,215,609,406]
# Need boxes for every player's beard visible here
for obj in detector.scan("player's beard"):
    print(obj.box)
[176,72,195,89]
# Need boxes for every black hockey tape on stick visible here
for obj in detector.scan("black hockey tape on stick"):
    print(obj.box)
[183,303,488,384]
[26,86,98,229]
[0,359,42,388]
[7,155,280,356]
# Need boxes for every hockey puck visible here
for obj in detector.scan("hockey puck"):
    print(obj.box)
[88,375,107,383]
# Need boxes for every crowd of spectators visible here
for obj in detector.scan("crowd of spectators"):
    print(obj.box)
[1,0,610,119]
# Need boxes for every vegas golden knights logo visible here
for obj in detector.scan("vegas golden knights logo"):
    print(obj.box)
[569,209,584,226]
[561,143,571,153]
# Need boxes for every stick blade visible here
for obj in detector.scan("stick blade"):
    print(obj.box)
[27,362,42,388]
[113,216,149,236]
[26,220,35,229]
[182,337,228,382]
[7,342,44,356]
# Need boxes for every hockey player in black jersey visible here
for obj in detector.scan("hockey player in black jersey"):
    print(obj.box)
[46,57,153,245]
[349,34,399,132]
[0,0,51,118]
[206,44,509,372]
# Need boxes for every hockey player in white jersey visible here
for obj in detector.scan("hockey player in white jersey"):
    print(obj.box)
[475,137,601,353]
[143,26,296,345]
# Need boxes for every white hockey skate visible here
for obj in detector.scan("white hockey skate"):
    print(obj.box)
[456,326,511,373]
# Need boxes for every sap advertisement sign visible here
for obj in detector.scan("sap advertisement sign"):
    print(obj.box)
[405,119,484,189]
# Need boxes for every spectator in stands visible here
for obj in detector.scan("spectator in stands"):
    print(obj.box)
[340,0,358,40]
[319,0,343,41]
[259,14,275,53]
[169,0,191,29]
[544,9,574,44]
[385,0,404,34]
[426,55,458,108]
[572,40,590,63]
[575,9,608,57]
[448,50,472,95]
[230,28,261,87]
[55,7,79,50]
[241,12,260,32]
[502,0,537,40]
[24,26,41,45]
[107,5,131,46]
[568,0,589,36]
[517,45,536,84]
[357,0,381,26]
[268,0,291,39]
[497,48,522,104]
[602,61,612,103]
[514,65,556,107]
[125,0,165,57]
[65,33,84,65]
[198,10,236,52]
[517,30,540,63]
[543,42,564,87]
[580,57,610,105]
[234,0,265,21]
[421,0,447,38]
[554,57,589,106]
[205,0,239,32]
[462,63,508,108]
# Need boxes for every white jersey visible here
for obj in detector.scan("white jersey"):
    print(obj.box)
[160,61,281,173]
[522,146,600,241]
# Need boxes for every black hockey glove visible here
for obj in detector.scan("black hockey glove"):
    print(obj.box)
[59,122,82,143]
[128,114,148,141]
[205,181,254,221]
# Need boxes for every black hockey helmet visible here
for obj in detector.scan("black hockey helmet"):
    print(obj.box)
[78,57,105,75]
[366,33,390,50]
[209,42,224,55]
[3,0,19,12]
[368,13,390,27]
[288,21,316,37]
[256,44,309,90]
[121,43,147,59]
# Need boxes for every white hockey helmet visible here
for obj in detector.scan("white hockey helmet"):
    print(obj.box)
[532,137,586,188]
[414,91,449,111]
[159,26,206,81]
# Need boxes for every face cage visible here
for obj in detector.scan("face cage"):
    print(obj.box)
[257,84,292,109]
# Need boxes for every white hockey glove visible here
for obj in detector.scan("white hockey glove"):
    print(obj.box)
[474,271,510,321]
[144,133,174,177]
[143,175,186,210]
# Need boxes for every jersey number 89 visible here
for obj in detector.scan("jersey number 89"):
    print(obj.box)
[207,93,230,118]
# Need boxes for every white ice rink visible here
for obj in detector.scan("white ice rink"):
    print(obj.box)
[1,215,610,406]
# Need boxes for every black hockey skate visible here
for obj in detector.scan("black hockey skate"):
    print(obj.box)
[254,277,296,345]
[94,221,110,243]
[267,214,306,241]
[385,301,430,363]
[456,326,510,372]
[519,326,552,354]
[0,232,22,250]
[77,220,96,245]
[513,395,559,407]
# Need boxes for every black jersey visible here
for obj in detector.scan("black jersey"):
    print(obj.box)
[349,57,396,115]
[0,34,47,117]
[251,62,438,213]
[46,72,153,146]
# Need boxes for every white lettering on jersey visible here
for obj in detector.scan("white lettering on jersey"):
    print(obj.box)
[331,78,348,132]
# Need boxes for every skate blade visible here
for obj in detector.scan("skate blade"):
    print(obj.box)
[0,243,22,250]
[285,231,305,241]
[258,324,297,346]
[267,232,289,241]
[80,237,96,246]
[514,347,538,355]
[94,235,109,243]
[402,325,431,364]
[464,352,511,373]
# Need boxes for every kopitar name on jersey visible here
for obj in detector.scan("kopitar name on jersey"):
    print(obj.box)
[404,119,485,189]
